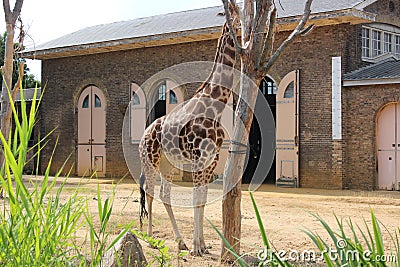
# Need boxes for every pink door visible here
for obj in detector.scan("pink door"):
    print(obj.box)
[77,86,106,177]
[377,103,399,190]
[276,70,299,185]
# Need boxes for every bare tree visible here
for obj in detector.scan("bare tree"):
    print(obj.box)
[220,0,313,261]
[0,0,24,164]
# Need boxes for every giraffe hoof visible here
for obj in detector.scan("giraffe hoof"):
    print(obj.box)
[190,249,202,256]
[178,240,189,251]
[190,246,208,256]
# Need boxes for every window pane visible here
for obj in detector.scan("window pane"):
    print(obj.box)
[82,95,89,108]
[169,90,178,104]
[372,30,382,57]
[158,83,166,100]
[395,35,400,56]
[132,92,140,105]
[284,81,294,99]
[383,32,392,53]
[362,28,370,57]
[260,77,276,95]
[94,94,101,108]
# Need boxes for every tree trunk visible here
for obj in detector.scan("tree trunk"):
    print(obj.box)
[221,57,261,261]
[0,23,15,169]
[0,0,24,168]
[220,0,313,260]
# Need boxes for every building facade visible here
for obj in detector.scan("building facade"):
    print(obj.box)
[24,0,400,190]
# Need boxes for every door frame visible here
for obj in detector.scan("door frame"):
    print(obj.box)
[76,85,107,177]
[376,102,400,190]
[275,70,300,187]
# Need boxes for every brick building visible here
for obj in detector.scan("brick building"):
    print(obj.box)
[24,0,400,190]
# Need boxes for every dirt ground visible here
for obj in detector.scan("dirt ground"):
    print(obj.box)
[25,176,400,266]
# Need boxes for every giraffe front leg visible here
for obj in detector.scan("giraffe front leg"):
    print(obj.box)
[192,184,208,256]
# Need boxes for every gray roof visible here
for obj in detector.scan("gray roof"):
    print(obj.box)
[344,58,400,81]
[277,0,367,17]
[32,6,226,52]
[25,0,376,57]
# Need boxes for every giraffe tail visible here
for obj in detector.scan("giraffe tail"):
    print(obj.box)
[139,172,148,229]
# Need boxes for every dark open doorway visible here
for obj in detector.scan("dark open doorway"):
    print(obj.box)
[242,76,276,184]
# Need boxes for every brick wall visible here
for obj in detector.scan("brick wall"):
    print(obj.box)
[365,0,400,27]
[41,40,218,178]
[40,17,388,189]
[268,23,361,189]
[344,84,400,190]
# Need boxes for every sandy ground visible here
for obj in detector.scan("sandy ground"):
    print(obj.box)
[18,176,400,266]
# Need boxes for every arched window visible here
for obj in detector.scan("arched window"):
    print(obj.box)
[169,90,178,104]
[82,95,89,108]
[132,92,140,105]
[284,81,294,99]
[94,94,102,108]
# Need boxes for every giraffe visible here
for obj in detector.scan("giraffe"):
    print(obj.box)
[138,9,239,256]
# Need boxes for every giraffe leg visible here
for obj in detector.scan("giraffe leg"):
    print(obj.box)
[146,193,153,236]
[144,168,156,236]
[192,184,209,256]
[146,178,154,236]
[159,163,188,251]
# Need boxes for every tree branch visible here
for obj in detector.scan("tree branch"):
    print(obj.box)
[258,5,277,69]
[242,0,254,44]
[222,0,243,54]
[11,0,23,23]
[262,0,313,73]
[3,0,11,23]
[254,0,275,68]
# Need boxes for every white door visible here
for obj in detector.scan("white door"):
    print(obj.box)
[377,103,400,190]
[276,70,299,184]
[130,84,147,143]
[77,86,106,177]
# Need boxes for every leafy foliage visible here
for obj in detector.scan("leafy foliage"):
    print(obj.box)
[0,32,40,89]
[0,85,131,266]
[303,211,400,267]
[133,230,187,267]
[211,192,399,267]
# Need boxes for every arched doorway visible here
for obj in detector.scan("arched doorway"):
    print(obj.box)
[150,80,184,123]
[243,76,277,184]
[77,85,106,177]
[377,103,400,190]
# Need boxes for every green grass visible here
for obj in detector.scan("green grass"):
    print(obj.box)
[209,192,293,267]
[210,192,400,267]
[303,210,400,267]
[0,85,133,266]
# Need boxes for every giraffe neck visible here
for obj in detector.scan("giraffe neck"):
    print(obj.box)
[197,23,236,104]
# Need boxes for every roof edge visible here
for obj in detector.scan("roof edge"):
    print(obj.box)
[23,26,222,60]
[23,7,377,60]
[343,77,400,86]
[354,0,379,10]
